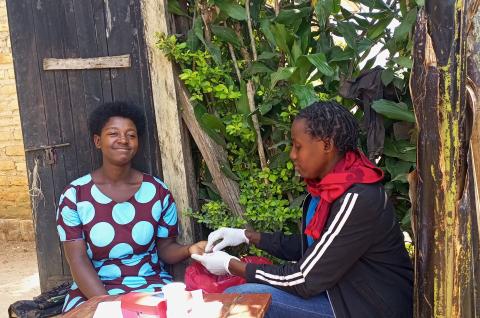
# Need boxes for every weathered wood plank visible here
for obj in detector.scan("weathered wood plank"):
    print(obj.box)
[43,54,131,70]
[175,74,245,218]
[140,0,198,249]
[7,0,65,291]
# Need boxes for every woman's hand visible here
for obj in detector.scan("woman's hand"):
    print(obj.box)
[188,240,207,256]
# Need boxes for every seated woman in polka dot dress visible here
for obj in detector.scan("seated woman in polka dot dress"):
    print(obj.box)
[56,101,206,313]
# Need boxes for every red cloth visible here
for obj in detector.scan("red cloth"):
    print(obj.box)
[304,149,384,240]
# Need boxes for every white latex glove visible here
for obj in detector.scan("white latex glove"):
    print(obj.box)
[191,251,239,275]
[205,227,249,252]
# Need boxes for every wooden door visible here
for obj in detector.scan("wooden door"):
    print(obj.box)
[6,0,161,291]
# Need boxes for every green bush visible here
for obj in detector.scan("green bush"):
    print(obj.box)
[158,0,421,253]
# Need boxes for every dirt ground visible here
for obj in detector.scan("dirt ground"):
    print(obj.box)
[0,241,41,317]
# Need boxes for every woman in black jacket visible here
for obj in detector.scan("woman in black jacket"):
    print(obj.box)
[192,101,413,318]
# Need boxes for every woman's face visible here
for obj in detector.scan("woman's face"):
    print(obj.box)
[94,116,139,166]
[289,118,336,180]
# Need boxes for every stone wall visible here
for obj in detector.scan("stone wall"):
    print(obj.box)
[0,0,31,221]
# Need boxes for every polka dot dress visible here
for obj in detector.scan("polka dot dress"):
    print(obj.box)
[56,173,178,313]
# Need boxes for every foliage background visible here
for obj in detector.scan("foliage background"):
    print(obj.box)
[158,0,421,256]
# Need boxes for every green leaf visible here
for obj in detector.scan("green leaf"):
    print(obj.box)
[357,0,390,10]
[357,38,374,54]
[384,139,416,162]
[337,21,357,49]
[392,56,413,69]
[270,67,297,89]
[214,0,247,20]
[372,99,416,122]
[290,194,307,209]
[193,17,206,44]
[314,0,332,28]
[328,47,355,62]
[220,163,240,181]
[415,0,425,6]
[167,0,189,17]
[384,157,412,183]
[210,25,242,48]
[186,29,201,51]
[244,62,274,76]
[194,106,227,147]
[236,81,250,115]
[381,69,395,86]
[393,8,417,41]
[304,53,334,76]
[275,7,312,26]
[292,84,319,108]
[260,19,277,47]
[367,16,394,40]
[291,39,303,64]
[205,42,222,65]
[257,51,278,60]
[201,113,226,135]
[270,152,290,169]
[362,56,376,70]
[259,102,273,115]
[270,23,292,57]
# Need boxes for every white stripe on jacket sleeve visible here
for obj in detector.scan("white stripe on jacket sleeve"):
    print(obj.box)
[253,193,358,286]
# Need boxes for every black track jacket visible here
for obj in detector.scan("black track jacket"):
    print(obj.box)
[245,183,413,318]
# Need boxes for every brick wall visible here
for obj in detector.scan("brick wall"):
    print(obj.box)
[0,0,31,219]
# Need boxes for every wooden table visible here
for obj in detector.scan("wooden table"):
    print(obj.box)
[62,293,271,318]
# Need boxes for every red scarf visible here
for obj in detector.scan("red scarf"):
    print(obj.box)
[304,149,384,240]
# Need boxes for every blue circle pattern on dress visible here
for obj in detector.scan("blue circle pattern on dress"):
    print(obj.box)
[62,295,70,311]
[58,194,65,207]
[163,203,177,226]
[90,222,115,247]
[86,243,93,259]
[121,255,142,267]
[57,225,66,241]
[91,185,113,204]
[148,240,156,252]
[61,206,81,227]
[108,288,125,295]
[154,177,169,190]
[139,262,155,277]
[151,200,162,222]
[132,221,154,245]
[64,296,82,312]
[162,194,170,211]
[134,182,156,203]
[112,202,136,225]
[151,253,159,264]
[77,201,95,225]
[148,283,165,289]
[157,226,168,238]
[92,259,104,268]
[122,276,147,288]
[109,243,133,259]
[98,264,122,280]
[71,174,92,186]
[64,187,76,204]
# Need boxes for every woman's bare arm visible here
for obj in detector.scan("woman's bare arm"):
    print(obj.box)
[63,240,107,298]
[156,238,206,264]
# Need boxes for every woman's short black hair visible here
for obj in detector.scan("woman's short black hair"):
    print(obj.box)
[295,101,359,153]
[88,101,146,137]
